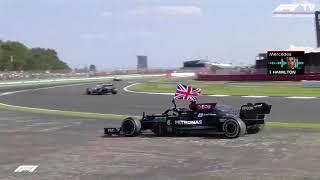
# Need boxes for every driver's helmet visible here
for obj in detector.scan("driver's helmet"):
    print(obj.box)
[189,100,197,111]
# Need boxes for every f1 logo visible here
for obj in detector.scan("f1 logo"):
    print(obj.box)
[14,165,38,173]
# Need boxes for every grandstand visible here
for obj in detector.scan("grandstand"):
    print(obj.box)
[181,59,254,75]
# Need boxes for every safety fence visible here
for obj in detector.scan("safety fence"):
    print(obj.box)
[196,73,320,81]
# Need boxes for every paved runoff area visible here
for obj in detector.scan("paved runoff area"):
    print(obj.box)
[0,81,320,179]
[0,110,320,180]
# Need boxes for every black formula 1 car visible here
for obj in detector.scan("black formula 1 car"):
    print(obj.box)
[86,83,118,95]
[104,101,272,138]
[113,77,123,81]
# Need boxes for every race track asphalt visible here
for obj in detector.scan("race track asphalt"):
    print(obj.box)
[0,81,319,123]
[1,110,320,180]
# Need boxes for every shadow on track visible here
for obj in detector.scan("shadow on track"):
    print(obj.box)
[100,132,228,139]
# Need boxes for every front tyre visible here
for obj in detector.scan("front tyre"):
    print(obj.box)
[222,118,246,138]
[86,88,91,95]
[121,117,141,137]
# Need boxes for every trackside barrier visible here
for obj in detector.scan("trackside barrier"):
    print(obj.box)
[302,80,320,87]
[171,72,195,77]
[196,74,320,81]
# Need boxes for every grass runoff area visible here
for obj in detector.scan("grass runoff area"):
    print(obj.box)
[129,81,320,97]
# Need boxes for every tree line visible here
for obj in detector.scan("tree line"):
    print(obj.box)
[0,40,71,71]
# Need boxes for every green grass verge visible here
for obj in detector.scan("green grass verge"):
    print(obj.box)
[129,82,320,97]
[266,122,320,129]
[0,103,139,120]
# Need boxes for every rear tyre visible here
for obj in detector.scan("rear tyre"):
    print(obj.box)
[247,124,264,134]
[112,89,118,94]
[222,118,246,138]
[86,88,91,95]
[121,117,141,137]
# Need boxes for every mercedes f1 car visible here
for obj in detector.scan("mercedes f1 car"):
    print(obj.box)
[86,83,118,95]
[104,100,272,138]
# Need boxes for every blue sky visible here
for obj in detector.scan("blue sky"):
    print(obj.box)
[0,0,318,70]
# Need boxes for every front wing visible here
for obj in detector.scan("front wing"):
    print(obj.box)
[104,128,122,136]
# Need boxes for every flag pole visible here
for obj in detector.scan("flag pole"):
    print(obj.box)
[171,98,177,109]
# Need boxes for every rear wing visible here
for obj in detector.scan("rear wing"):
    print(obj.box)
[239,103,272,121]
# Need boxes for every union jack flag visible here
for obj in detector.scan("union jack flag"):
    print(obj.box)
[174,83,201,101]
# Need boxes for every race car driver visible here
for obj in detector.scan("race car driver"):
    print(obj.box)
[189,100,198,111]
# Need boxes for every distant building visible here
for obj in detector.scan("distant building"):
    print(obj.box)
[305,52,320,72]
[183,60,209,68]
[315,11,320,47]
[137,55,148,69]
[254,53,268,74]
[255,53,267,70]
[182,59,235,74]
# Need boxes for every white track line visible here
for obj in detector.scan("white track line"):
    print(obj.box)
[286,96,317,99]
[26,122,63,127]
[123,84,319,99]
[208,95,230,97]
[38,125,75,132]
[123,83,140,93]
[241,96,268,98]
[124,84,228,96]
[123,83,174,95]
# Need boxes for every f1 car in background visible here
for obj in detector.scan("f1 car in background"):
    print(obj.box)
[104,101,272,138]
[86,83,118,95]
[113,77,123,81]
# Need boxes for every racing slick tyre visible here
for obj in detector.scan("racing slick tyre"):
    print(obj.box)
[86,88,91,95]
[222,118,246,138]
[247,124,264,134]
[121,117,141,137]
[111,89,118,94]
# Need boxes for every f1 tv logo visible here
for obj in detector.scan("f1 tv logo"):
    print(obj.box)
[273,1,316,17]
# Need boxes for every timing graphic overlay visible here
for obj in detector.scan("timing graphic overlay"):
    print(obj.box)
[267,51,305,75]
